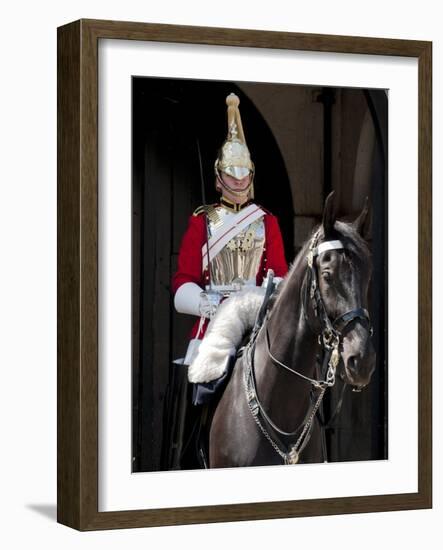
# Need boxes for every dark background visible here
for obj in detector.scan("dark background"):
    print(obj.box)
[132,77,388,472]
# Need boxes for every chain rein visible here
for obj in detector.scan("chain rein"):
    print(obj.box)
[244,321,340,465]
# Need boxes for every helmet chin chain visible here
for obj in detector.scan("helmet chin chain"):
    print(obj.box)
[216,174,252,201]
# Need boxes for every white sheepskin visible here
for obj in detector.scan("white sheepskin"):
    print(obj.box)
[188,286,266,383]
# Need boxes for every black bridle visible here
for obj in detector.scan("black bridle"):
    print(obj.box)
[304,230,372,355]
[243,230,373,464]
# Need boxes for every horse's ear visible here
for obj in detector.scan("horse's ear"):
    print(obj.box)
[352,196,371,238]
[322,191,336,237]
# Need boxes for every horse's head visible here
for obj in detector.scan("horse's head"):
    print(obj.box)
[306,192,376,390]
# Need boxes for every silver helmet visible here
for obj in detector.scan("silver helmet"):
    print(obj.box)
[214,93,255,197]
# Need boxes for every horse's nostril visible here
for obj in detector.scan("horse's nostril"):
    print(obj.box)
[345,351,376,387]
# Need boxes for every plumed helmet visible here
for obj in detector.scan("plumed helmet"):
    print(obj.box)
[214,93,255,182]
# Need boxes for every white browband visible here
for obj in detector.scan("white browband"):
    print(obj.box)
[313,240,344,257]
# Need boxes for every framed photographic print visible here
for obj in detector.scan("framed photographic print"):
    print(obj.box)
[57,19,432,530]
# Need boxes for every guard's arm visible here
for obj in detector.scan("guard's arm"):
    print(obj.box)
[173,214,220,318]
[264,214,289,278]
[172,214,206,294]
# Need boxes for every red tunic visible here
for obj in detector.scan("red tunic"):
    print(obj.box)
[172,206,288,338]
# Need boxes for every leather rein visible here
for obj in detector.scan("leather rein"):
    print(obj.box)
[243,230,372,464]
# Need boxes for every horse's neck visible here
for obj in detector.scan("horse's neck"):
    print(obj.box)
[253,271,318,431]
[264,279,318,378]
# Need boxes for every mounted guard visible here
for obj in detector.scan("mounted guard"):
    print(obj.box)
[166,92,288,468]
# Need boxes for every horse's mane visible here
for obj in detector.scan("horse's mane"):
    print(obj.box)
[267,226,315,314]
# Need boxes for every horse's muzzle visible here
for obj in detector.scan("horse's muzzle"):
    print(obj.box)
[341,326,376,388]
[343,352,376,387]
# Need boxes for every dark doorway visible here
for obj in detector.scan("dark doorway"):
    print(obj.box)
[132,77,293,472]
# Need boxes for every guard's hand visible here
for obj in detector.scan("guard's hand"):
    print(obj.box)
[199,290,222,319]
[261,269,284,289]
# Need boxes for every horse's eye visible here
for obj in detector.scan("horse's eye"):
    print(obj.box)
[322,271,331,282]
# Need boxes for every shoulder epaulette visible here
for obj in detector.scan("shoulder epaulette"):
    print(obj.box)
[193,204,217,217]
[256,204,273,216]
[193,204,223,228]
[193,205,208,216]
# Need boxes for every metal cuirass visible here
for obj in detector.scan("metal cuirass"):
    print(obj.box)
[207,205,265,287]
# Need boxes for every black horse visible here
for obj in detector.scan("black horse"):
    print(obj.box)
[208,192,376,467]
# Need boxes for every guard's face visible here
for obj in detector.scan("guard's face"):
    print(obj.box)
[218,172,251,204]
[221,173,251,191]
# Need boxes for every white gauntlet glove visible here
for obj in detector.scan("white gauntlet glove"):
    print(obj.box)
[174,282,222,319]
